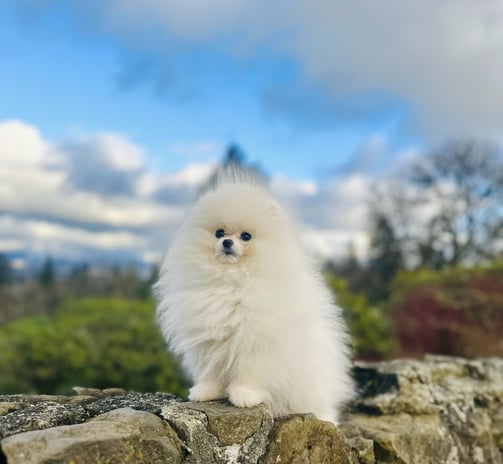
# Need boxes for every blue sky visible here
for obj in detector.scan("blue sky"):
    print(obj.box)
[1,0,502,267]
[0,1,407,176]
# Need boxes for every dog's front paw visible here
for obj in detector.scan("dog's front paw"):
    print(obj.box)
[188,382,224,402]
[228,385,269,408]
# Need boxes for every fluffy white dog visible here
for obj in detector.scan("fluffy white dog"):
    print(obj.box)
[154,172,353,423]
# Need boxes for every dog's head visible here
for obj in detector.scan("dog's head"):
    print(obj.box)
[183,182,287,267]
[213,227,253,264]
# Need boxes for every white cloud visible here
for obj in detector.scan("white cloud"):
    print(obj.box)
[300,229,369,262]
[0,120,53,167]
[280,0,503,137]
[270,175,319,197]
[168,162,217,186]
[92,133,144,171]
[0,118,389,265]
[100,0,268,44]
[0,238,23,253]
[272,173,371,231]
[0,119,211,263]
[59,132,145,197]
[0,123,183,229]
[62,0,503,138]
[136,162,216,207]
[270,172,373,261]
[21,218,143,251]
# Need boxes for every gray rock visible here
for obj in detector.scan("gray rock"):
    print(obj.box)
[440,402,501,463]
[161,400,274,464]
[2,407,184,464]
[0,403,23,416]
[341,413,456,464]
[0,390,180,439]
[353,356,503,416]
[345,435,374,464]
[0,401,89,439]
[186,400,270,446]
[71,386,127,397]
[260,414,354,464]
[84,390,180,417]
[348,356,503,464]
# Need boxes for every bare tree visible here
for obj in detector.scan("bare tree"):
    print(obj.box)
[373,139,502,269]
[413,140,502,266]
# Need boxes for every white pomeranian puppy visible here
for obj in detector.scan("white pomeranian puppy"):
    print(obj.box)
[154,170,353,423]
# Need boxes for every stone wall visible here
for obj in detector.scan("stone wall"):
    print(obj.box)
[1,355,502,463]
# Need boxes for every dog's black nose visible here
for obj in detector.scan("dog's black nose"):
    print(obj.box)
[222,239,233,249]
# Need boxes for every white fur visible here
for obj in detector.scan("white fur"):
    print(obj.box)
[154,177,353,423]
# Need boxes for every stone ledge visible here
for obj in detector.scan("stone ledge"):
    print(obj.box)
[0,356,502,463]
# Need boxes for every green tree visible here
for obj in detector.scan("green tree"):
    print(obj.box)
[137,264,160,299]
[366,213,404,302]
[0,253,12,286]
[38,256,55,287]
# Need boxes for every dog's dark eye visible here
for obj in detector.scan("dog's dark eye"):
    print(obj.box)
[240,232,252,241]
[215,229,225,238]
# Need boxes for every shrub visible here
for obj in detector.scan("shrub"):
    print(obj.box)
[387,261,503,358]
[325,274,395,360]
[0,297,188,396]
